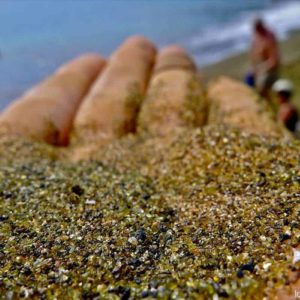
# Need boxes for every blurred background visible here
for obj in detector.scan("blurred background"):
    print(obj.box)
[1,0,300,110]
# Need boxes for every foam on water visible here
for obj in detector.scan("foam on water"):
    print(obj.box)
[184,1,300,66]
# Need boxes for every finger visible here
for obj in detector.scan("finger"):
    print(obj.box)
[207,76,288,137]
[0,54,106,146]
[138,45,207,136]
[73,36,156,144]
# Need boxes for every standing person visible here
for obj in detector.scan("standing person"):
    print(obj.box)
[249,18,280,99]
[273,79,298,132]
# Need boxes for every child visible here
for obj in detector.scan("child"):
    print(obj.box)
[272,79,298,132]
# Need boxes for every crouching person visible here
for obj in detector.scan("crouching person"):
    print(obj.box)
[273,79,298,133]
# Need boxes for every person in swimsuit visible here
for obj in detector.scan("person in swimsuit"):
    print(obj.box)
[249,18,280,99]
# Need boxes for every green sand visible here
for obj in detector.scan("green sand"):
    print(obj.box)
[1,127,300,299]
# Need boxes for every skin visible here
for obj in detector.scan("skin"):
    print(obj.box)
[73,36,156,145]
[250,21,280,98]
[277,93,297,126]
[0,54,106,146]
[250,22,280,75]
[138,45,206,136]
[207,76,288,137]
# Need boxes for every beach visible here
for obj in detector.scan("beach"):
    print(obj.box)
[203,30,300,109]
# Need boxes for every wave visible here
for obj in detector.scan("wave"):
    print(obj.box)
[184,0,300,66]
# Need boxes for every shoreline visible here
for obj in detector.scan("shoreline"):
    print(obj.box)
[202,30,300,82]
[202,30,300,111]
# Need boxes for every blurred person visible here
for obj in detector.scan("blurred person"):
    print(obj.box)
[249,18,280,98]
[272,79,298,132]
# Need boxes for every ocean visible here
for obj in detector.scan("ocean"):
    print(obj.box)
[1,0,300,110]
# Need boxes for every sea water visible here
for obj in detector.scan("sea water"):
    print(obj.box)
[0,0,300,109]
